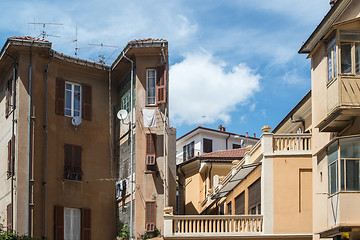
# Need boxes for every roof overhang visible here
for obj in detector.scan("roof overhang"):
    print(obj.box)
[318,225,360,238]
[316,107,360,132]
[212,162,261,199]
[299,0,353,54]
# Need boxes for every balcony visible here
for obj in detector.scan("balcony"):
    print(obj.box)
[273,134,312,153]
[317,75,360,132]
[164,214,263,238]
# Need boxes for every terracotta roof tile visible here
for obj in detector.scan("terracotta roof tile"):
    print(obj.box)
[9,36,49,42]
[198,148,248,159]
[129,38,167,43]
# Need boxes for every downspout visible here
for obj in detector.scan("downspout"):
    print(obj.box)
[5,50,17,233]
[108,68,114,178]
[163,107,167,207]
[122,53,134,240]
[27,42,33,236]
[225,133,230,150]
[209,161,213,189]
[43,50,54,239]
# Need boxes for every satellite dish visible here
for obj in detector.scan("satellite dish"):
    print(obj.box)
[117,109,128,120]
[72,116,82,126]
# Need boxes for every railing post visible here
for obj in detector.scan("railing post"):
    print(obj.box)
[163,207,174,237]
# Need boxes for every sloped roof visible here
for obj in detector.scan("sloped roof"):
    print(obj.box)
[129,38,167,43]
[9,36,49,42]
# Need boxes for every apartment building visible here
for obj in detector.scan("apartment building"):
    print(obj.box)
[299,0,360,239]
[164,91,313,240]
[0,36,176,240]
[176,126,258,165]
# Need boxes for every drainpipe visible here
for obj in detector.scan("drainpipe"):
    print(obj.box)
[122,53,134,240]
[5,50,17,233]
[225,134,231,150]
[108,68,114,178]
[27,42,33,236]
[43,50,54,239]
[163,107,167,207]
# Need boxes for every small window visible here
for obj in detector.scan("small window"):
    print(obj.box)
[227,202,232,215]
[233,144,241,149]
[64,144,83,181]
[234,191,245,215]
[327,38,337,81]
[248,178,261,215]
[5,75,15,118]
[7,137,15,179]
[65,82,82,117]
[203,138,213,153]
[219,204,224,215]
[146,69,156,105]
[121,90,131,113]
[183,141,195,161]
[146,134,157,170]
[145,202,156,232]
[64,208,81,240]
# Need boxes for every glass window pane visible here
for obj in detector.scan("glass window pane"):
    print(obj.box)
[74,85,80,92]
[346,160,360,191]
[340,137,360,158]
[65,90,72,109]
[74,93,81,111]
[328,51,333,81]
[341,43,352,74]
[65,83,71,90]
[328,141,338,164]
[329,161,339,194]
[356,43,360,74]
[341,160,345,191]
[340,31,360,41]
[65,109,71,117]
[334,45,337,76]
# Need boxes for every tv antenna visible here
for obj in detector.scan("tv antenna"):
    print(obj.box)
[73,26,80,56]
[28,22,63,39]
[88,43,118,64]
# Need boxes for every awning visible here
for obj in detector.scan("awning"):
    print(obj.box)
[212,162,261,199]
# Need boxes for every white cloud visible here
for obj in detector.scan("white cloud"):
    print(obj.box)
[170,51,261,126]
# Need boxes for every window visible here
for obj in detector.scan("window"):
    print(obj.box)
[64,144,83,181]
[233,144,241,149]
[5,75,15,118]
[219,204,224,215]
[65,82,82,117]
[248,178,261,214]
[54,206,91,240]
[121,90,131,113]
[234,191,245,215]
[339,31,360,75]
[146,67,166,105]
[145,202,156,232]
[7,136,15,179]
[327,37,337,81]
[56,78,92,120]
[146,69,156,105]
[203,138,213,153]
[183,141,195,161]
[227,202,232,215]
[146,133,157,168]
[327,137,360,194]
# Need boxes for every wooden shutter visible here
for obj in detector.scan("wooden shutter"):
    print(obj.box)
[7,139,11,179]
[7,203,12,232]
[183,145,186,162]
[81,208,91,240]
[235,191,245,215]
[64,144,73,179]
[248,178,261,210]
[54,205,64,240]
[82,84,92,121]
[156,66,166,104]
[146,134,157,165]
[190,141,194,158]
[5,82,10,118]
[203,138,213,153]
[55,78,65,115]
[145,202,156,232]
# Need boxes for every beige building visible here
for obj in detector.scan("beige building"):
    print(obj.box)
[165,91,313,240]
[0,36,176,240]
[299,0,360,239]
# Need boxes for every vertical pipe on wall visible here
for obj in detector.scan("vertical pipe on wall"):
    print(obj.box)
[43,50,54,239]
[26,42,33,236]
[123,53,134,240]
[163,107,167,207]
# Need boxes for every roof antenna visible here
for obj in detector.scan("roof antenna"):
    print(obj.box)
[88,43,118,64]
[28,22,63,39]
[73,26,79,56]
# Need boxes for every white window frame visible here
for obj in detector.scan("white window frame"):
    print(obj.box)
[327,37,337,82]
[121,89,131,113]
[146,69,156,105]
[65,82,82,118]
[64,207,81,240]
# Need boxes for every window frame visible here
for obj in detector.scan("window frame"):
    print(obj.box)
[327,37,337,82]
[64,144,83,181]
[146,69,157,106]
[65,81,82,118]
[64,207,81,240]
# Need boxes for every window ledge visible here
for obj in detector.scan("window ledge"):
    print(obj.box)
[63,179,83,183]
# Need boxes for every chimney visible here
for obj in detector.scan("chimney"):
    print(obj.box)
[246,132,248,137]
[218,125,226,132]
[330,0,337,7]
[253,133,256,138]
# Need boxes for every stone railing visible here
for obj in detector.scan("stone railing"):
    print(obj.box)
[164,214,263,236]
[273,134,312,152]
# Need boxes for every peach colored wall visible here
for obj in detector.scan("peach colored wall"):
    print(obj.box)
[273,156,312,234]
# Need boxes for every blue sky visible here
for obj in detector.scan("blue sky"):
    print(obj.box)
[0,0,331,138]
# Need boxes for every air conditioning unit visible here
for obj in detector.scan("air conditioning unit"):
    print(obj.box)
[146,154,156,165]
[145,223,155,232]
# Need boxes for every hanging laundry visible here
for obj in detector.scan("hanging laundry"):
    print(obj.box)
[143,108,156,127]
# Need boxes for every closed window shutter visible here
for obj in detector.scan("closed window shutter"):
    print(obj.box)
[248,178,261,210]
[156,66,166,104]
[145,202,156,232]
[7,203,12,232]
[183,146,186,162]
[82,84,92,121]
[190,141,194,158]
[64,144,73,179]
[54,205,64,240]
[81,208,91,240]
[235,191,245,215]
[55,78,65,115]
[7,139,11,179]
[146,134,157,165]
[74,146,83,179]
[203,138,213,153]
[5,83,10,117]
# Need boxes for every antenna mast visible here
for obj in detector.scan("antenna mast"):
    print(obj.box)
[88,43,118,64]
[28,22,63,39]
